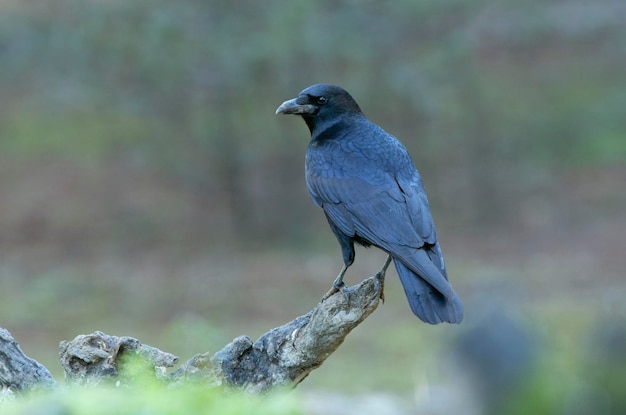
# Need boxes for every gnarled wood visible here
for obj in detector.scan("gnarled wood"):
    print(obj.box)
[58,331,179,385]
[206,274,383,392]
[0,328,56,399]
[2,274,383,394]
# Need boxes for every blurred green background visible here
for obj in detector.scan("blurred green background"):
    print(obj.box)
[1,0,625,413]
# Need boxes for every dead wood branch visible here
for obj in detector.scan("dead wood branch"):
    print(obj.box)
[2,274,383,395]
[0,328,56,399]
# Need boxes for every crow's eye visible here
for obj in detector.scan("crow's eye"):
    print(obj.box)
[317,96,327,105]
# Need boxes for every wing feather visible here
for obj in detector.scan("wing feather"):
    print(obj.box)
[308,173,435,243]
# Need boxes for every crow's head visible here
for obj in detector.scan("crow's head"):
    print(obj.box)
[276,84,362,133]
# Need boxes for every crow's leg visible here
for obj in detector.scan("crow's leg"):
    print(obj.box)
[373,255,392,302]
[321,264,349,302]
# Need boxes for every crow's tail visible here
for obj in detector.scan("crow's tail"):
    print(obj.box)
[393,252,463,324]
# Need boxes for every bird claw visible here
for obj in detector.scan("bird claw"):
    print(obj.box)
[321,280,349,303]
[372,255,391,303]
[373,270,386,303]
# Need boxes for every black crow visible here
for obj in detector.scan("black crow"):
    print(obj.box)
[276,84,463,324]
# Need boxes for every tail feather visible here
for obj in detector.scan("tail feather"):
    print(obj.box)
[393,257,463,324]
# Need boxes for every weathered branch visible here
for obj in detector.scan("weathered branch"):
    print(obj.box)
[0,328,56,399]
[59,331,179,385]
[2,274,383,394]
[204,274,383,392]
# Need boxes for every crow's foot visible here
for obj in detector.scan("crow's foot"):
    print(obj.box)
[373,255,392,302]
[321,277,349,302]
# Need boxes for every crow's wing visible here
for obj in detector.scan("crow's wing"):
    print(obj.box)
[306,170,455,298]
[306,156,436,244]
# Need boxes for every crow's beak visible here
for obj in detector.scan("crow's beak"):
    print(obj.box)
[275,98,316,115]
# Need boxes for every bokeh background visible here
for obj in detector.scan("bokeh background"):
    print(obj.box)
[1,0,625,413]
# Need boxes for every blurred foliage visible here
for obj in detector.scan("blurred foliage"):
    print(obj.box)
[1,0,624,240]
[3,383,302,415]
[1,0,625,414]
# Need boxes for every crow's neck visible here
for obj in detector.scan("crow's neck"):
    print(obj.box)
[306,113,360,143]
